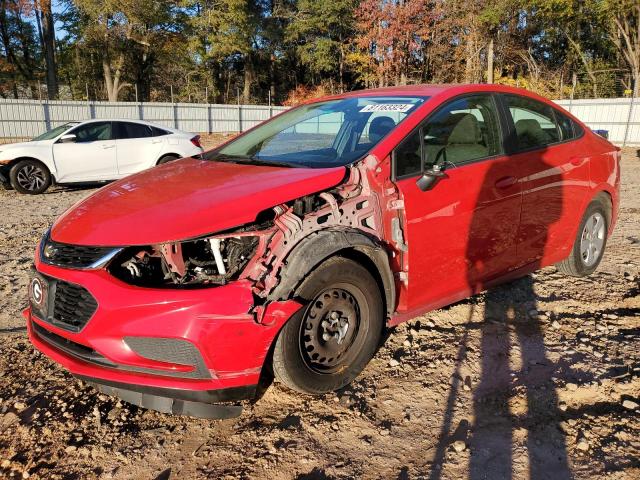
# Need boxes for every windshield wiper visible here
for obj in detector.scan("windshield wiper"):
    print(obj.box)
[205,153,297,168]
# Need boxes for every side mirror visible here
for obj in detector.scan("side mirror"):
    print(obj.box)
[416,164,447,191]
[59,134,77,143]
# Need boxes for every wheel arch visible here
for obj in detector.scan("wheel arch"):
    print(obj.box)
[266,227,396,322]
[8,156,55,181]
[592,189,613,230]
[156,153,181,165]
[8,156,50,171]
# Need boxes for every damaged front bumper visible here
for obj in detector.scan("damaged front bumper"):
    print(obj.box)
[26,254,302,418]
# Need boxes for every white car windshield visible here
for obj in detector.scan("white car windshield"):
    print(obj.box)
[204,96,428,168]
[32,122,80,141]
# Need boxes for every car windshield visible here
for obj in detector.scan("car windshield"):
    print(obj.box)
[32,122,79,141]
[204,95,428,168]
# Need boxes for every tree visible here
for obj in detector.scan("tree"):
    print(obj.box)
[355,0,429,87]
[75,0,175,101]
[602,0,640,96]
[35,0,58,99]
[188,0,267,103]
[0,0,41,98]
[286,0,357,92]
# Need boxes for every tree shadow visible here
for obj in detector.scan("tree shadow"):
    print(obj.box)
[429,137,575,478]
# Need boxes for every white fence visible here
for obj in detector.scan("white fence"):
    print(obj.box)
[554,98,639,146]
[0,97,638,146]
[0,99,287,140]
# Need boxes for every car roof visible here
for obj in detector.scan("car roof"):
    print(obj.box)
[307,83,556,104]
[338,84,455,98]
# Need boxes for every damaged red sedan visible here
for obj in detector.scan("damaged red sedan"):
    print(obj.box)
[25,84,620,418]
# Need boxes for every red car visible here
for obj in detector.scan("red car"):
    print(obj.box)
[25,85,620,418]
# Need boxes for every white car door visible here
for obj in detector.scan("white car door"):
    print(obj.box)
[114,121,165,176]
[52,121,118,182]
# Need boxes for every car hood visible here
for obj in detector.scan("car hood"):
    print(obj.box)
[50,158,346,246]
[0,140,42,150]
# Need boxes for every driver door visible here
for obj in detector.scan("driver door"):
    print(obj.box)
[392,94,523,313]
[52,121,117,182]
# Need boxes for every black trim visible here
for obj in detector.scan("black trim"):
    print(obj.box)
[78,377,247,419]
[32,321,116,368]
[75,374,256,411]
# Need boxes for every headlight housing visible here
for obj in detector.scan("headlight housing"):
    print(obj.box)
[108,233,259,287]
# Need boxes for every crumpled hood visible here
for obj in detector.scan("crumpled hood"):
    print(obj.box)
[51,158,346,246]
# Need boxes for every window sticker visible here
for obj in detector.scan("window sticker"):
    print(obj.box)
[360,104,415,113]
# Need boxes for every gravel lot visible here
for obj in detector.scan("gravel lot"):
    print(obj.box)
[0,144,638,479]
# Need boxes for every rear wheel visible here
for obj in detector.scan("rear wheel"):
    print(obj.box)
[157,154,180,165]
[556,200,608,277]
[9,160,51,194]
[272,257,383,394]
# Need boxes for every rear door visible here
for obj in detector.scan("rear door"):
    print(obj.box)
[392,94,523,313]
[114,121,164,176]
[52,121,117,182]
[500,94,590,267]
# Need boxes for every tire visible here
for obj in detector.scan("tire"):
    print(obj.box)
[272,256,384,394]
[9,160,51,194]
[157,154,180,165]
[556,199,609,277]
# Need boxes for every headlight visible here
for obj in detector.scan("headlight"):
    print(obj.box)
[108,234,259,287]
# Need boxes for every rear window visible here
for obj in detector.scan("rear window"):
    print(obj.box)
[117,122,153,139]
[151,126,169,136]
[504,95,560,150]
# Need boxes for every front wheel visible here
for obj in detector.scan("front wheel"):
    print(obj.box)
[9,160,51,194]
[272,257,384,394]
[556,200,608,277]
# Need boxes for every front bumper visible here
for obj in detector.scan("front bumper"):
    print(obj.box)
[27,251,302,417]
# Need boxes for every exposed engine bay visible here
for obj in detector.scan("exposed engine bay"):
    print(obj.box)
[109,159,405,305]
[109,229,262,287]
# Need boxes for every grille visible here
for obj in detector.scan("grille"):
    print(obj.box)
[52,280,98,332]
[41,236,120,269]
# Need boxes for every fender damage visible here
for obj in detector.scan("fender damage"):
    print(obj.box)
[109,154,407,321]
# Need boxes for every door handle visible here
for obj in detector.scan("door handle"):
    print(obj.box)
[495,176,517,189]
[101,144,115,149]
[570,156,586,166]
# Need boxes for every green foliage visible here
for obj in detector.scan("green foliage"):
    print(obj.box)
[0,0,636,101]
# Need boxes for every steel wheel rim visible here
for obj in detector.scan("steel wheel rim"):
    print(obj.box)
[16,164,46,191]
[580,212,605,267]
[299,285,367,374]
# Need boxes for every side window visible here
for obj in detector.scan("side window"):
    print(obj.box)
[119,122,153,139]
[505,95,560,150]
[554,110,582,142]
[71,122,112,143]
[394,129,422,178]
[423,95,503,167]
[151,126,169,136]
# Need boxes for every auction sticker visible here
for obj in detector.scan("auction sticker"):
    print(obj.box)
[360,104,414,113]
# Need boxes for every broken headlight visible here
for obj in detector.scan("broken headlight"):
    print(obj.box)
[108,234,259,287]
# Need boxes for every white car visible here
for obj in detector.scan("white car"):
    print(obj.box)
[0,119,204,194]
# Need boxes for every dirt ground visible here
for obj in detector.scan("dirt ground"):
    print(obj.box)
[0,143,638,480]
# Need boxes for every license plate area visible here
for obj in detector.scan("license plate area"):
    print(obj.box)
[29,271,53,321]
